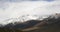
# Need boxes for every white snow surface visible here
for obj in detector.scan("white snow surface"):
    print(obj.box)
[0,1,60,25]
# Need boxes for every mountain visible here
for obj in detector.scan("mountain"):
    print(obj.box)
[0,15,49,25]
[0,13,60,32]
[0,13,60,27]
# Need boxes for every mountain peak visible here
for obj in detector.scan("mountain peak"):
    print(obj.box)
[1,13,60,26]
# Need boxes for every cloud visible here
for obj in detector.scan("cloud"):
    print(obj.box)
[0,1,60,25]
[0,0,56,2]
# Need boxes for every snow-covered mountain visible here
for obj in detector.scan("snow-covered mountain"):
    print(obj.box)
[1,13,60,26]
[0,1,60,26]
[0,13,60,30]
[0,15,48,25]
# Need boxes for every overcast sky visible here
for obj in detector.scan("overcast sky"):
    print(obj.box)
[0,0,60,24]
[0,0,54,2]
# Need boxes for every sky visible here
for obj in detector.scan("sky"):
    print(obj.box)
[0,0,60,24]
[0,0,55,2]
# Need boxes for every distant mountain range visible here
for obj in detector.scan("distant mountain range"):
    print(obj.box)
[0,13,60,32]
[0,14,49,25]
